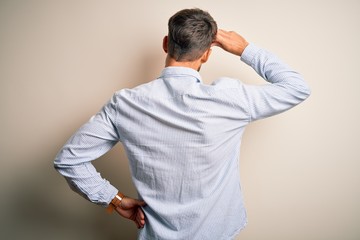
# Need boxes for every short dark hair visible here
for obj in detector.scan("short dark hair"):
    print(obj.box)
[167,8,217,61]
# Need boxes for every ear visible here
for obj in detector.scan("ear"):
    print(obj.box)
[162,36,168,53]
[200,48,212,63]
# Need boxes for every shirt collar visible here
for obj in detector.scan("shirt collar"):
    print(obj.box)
[159,67,203,83]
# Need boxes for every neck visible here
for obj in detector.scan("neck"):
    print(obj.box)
[165,55,202,72]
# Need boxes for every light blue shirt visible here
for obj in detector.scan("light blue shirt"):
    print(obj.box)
[54,43,310,240]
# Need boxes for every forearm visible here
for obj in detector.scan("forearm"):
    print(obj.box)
[214,29,310,98]
[55,131,146,228]
[54,94,120,206]
[54,158,118,206]
[241,43,311,95]
[239,43,311,120]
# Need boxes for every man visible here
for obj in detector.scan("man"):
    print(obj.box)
[54,8,310,240]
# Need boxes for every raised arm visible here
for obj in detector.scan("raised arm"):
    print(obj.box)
[213,29,311,121]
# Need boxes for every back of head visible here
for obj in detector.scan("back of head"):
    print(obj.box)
[168,8,217,62]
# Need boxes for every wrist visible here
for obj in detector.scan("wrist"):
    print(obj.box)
[106,192,125,213]
[238,41,249,56]
[240,43,259,64]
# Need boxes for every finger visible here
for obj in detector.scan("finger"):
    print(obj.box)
[138,200,146,207]
[138,208,145,221]
[213,30,228,48]
[211,42,221,47]
[135,217,143,229]
[216,29,228,38]
[135,220,140,229]
[138,206,145,219]
[135,218,143,229]
[137,208,145,228]
[137,220,145,228]
[134,211,142,228]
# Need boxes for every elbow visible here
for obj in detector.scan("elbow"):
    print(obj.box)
[53,159,62,174]
[293,73,311,101]
[295,73,311,100]
[300,85,311,101]
[294,76,311,101]
[53,153,60,167]
[53,160,60,170]
[53,155,65,172]
[302,83,311,100]
[287,81,311,104]
[53,157,58,170]
[53,148,68,172]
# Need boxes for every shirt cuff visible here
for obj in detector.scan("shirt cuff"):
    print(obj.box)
[240,43,261,65]
[103,184,119,206]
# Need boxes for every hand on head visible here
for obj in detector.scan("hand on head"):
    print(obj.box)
[212,29,249,56]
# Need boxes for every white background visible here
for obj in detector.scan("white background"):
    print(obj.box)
[0,0,359,239]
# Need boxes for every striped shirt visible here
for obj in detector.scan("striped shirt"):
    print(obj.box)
[54,43,310,239]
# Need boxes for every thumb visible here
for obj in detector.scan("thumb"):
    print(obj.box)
[136,200,146,207]
[211,41,221,47]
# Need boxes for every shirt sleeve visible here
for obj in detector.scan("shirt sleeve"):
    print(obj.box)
[240,43,311,122]
[54,94,120,206]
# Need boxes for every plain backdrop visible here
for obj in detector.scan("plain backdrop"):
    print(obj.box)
[1,0,359,239]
